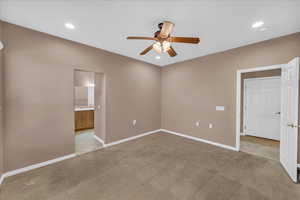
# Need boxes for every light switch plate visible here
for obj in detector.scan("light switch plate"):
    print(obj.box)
[0,41,3,50]
[216,106,225,111]
[133,120,137,126]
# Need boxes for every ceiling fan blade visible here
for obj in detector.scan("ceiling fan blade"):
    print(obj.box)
[140,45,153,55]
[160,21,174,38]
[127,36,157,41]
[167,46,177,57]
[168,37,200,44]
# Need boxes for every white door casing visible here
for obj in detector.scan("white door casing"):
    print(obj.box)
[94,73,106,143]
[280,57,299,183]
[244,77,281,140]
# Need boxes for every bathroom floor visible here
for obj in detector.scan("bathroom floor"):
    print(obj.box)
[75,129,103,155]
[240,135,279,161]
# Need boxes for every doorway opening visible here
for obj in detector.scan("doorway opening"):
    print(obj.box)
[241,70,281,161]
[74,70,105,155]
[236,65,285,156]
[236,58,300,183]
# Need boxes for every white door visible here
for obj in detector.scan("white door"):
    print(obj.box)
[280,57,299,183]
[244,77,281,140]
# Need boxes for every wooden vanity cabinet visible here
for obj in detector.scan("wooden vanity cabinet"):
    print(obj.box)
[75,110,94,131]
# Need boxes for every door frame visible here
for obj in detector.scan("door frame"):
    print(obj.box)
[73,69,106,154]
[243,76,281,139]
[94,72,106,144]
[235,64,285,151]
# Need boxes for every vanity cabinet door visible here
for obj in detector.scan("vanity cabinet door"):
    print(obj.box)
[75,110,94,131]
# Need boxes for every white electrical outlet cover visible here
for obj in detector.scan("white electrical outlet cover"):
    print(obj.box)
[209,123,213,128]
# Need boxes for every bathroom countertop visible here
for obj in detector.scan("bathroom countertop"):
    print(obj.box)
[74,107,95,111]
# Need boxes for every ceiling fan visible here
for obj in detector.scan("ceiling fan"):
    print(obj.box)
[127,21,200,57]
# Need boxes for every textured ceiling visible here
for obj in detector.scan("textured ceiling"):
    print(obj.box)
[1,0,300,66]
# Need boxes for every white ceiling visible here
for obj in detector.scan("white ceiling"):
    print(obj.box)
[1,0,300,66]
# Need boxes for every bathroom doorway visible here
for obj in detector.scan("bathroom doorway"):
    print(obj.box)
[74,70,105,155]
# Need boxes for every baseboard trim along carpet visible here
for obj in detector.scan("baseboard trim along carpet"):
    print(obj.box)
[0,129,161,184]
[1,129,298,186]
[93,135,105,145]
[2,154,76,180]
[160,129,238,151]
[104,129,161,147]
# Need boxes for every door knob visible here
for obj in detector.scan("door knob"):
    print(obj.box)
[275,112,281,115]
[287,123,299,128]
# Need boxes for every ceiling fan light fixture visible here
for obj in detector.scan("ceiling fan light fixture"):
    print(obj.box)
[162,41,171,52]
[65,22,75,30]
[153,42,162,54]
[252,21,264,29]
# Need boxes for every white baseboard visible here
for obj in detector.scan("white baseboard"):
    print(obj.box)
[0,174,4,185]
[104,129,161,147]
[0,129,161,184]
[160,129,238,151]
[93,135,105,145]
[4,128,297,185]
[2,154,76,179]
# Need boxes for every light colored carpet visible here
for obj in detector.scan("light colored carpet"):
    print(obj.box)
[1,132,299,200]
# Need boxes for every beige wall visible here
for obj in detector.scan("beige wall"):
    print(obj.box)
[240,69,281,132]
[2,21,161,172]
[1,18,300,172]
[0,21,4,176]
[161,33,300,161]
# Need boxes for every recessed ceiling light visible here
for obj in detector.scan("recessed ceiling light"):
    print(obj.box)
[260,27,267,31]
[252,21,264,29]
[65,23,75,30]
[155,55,161,60]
